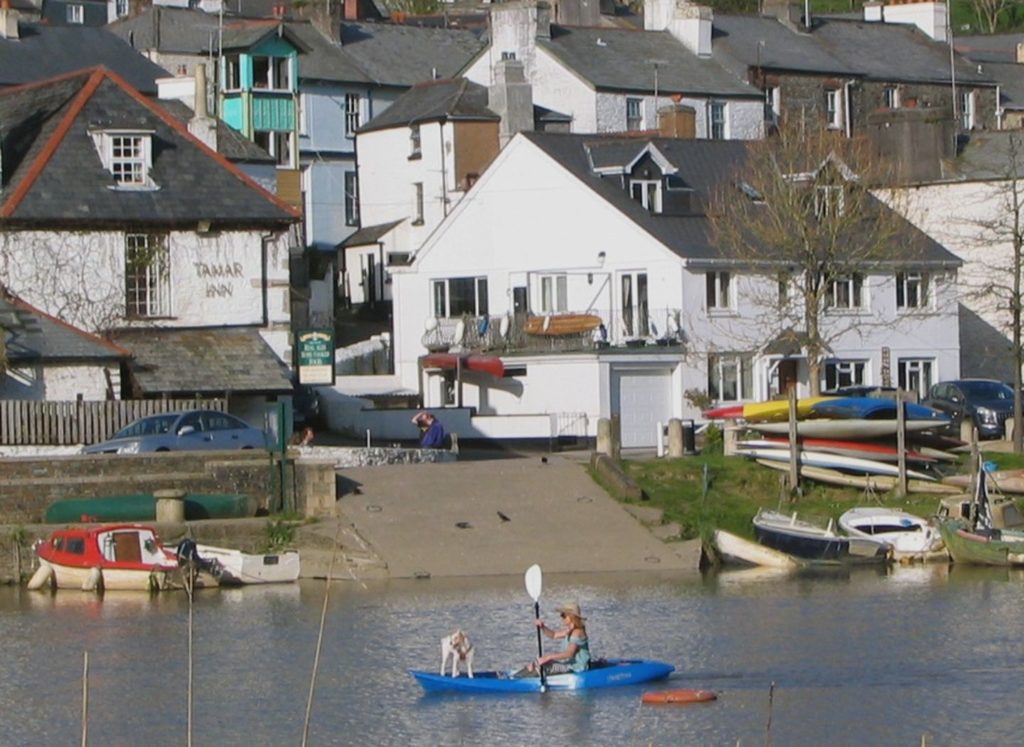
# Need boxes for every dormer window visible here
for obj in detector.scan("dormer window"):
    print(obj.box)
[630,179,662,212]
[93,130,156,190]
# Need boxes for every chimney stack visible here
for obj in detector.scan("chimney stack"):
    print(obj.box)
[489,59,534,148]
[0,0,19,40]
[188,64,218,153]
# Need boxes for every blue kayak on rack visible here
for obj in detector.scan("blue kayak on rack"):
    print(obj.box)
[810,397,949,422]
[410,658,674,693]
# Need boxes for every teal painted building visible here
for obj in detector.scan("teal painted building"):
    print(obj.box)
[218,24,307,169]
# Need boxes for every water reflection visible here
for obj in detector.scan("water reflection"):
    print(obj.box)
[1,565,1023,745]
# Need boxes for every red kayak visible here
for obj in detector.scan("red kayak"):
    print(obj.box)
[738,437,937,463]
[420,353,505,378]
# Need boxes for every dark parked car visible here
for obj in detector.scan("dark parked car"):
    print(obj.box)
[82,410,269,454]
[924,379,1016,440]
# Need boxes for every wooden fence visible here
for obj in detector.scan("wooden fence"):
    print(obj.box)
[0,398,227,446]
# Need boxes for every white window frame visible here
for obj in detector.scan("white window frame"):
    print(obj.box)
[709,101,726,140]
[706,271,732,311]
[763,86,780,124]
[827,274,865,310]
[708,352,753,402]
[815,185,844,219]
[539,274,568,313]
[66,3,84,24]
[825,89,841,129]
[298,93,308,136]
[884,86,900,109]
[100,131,152,188]
[345,93,362,136]
[960,90,976,130]
[824,359,867,391]
[626,97,643,131]
[344,171,360,227]
[898,358,934,400]
[896,271,929,310]
[432,277,489,318]
[619,271,649,337]
[115,0,129,17]
[125,233,171,319]
[222,54,241,91]
[629,179,662,212]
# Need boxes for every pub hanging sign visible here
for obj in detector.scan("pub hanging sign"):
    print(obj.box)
[296,330,335,386]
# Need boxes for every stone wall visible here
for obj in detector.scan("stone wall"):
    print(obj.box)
[0,451,337,525]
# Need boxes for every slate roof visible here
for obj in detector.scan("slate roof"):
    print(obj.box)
[108,8,373,85]
[359,78,497,133]
[540,25,759,97]
[0,67,299,226]
[945,131,1024,181]
[520,131,959,266]
[1,292,129,363]
[339,219,403,248]
[340,21,486,87]
[0,22,169,93]
[713,15,994,86]
[111,327,293,395]
[956,33,1024,64]
[977,62,1024,111]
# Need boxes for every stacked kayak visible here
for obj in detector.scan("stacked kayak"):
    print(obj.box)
[410,659,674,693]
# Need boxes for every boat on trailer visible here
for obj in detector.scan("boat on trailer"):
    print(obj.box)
[28,524,216,592]
[410,658,674,693]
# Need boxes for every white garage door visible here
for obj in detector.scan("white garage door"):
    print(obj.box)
[613,370,672,448]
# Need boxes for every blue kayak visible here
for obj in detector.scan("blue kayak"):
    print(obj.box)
[811,397,949,422]
[410,658,674,693]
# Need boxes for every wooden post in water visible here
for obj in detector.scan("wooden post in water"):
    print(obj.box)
[787,387,799,497]
[896,392,908,499]
[81,651,89,747]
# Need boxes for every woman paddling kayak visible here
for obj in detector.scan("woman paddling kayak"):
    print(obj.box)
[522,601,591,676]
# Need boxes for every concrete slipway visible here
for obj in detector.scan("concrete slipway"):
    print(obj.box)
[330,453,702,580]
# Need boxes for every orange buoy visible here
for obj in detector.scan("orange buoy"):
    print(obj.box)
[641,689,718,705]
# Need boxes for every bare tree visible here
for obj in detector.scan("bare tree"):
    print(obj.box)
[706,119,917,396]
[970,0,1010,33]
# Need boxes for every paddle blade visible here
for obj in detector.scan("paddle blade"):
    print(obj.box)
[524,564,542,602]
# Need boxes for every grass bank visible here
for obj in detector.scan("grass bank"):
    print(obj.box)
[614,448,1024,542]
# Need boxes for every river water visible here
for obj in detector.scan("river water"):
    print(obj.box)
[2,563,1022,746]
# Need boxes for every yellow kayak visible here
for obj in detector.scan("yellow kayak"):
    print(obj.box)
[704,396,836,423]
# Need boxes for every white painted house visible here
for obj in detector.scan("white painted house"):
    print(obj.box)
[0,67,301,421]
[462,1,764,139]
[374,131,961,447]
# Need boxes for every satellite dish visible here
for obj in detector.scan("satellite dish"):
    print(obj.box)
[424,317,439,332]
[499,313,511,338]
[453,319,466,343]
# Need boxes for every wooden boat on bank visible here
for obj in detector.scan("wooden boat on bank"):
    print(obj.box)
[752,509,890,564]
[937,520,1024,566]
[27,524,216,592]
[410,658,674,693]
[523,313,602,337]
[712,528,803,569]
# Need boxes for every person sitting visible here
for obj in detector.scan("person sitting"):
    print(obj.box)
[527,601,591,675]
[412,412,447,449]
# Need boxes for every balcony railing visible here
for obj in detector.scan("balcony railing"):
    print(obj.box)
[421,308,686,356]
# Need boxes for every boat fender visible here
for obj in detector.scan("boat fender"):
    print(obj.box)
[82,567,102,593]
[641,689,718,705]
[27,564,53,591]
[498,314,510,339]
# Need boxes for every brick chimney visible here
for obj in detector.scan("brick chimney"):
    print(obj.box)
[0,0,19,40]
[188,64,218,153]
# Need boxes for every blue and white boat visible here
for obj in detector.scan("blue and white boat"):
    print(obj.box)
[410,658,674,693]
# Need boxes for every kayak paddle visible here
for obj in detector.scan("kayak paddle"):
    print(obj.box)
[524,563,546,692]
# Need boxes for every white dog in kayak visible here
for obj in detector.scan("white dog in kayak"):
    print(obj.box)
[441,629,474,678]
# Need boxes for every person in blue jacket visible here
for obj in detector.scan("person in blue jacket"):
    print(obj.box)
[413,412,447,448]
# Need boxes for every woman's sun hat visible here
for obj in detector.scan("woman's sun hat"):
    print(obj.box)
[556,601,585,620]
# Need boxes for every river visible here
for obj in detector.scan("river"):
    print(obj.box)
[1,563,1022,746]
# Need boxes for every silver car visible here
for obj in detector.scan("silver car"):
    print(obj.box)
[82,409,269,454]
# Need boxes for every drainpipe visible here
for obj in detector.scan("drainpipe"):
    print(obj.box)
[843,80,853,138]
[439,122,449,217]
[261,229,275,329]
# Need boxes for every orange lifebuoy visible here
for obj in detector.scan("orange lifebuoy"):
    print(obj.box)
[641,689,718,705]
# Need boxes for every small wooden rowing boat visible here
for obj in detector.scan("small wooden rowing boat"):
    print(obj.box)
[713,528,803,569]
[523,313,602,337]
[410,658,674,693]
[641,689,717,705]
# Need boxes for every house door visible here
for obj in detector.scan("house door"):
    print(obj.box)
[777,359,798,396]
[618,272,649,339]
[364,256,377,306]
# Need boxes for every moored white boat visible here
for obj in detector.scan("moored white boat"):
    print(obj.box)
[752,508,890,564]
[838,507,947,562]
[193,544,300,585]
